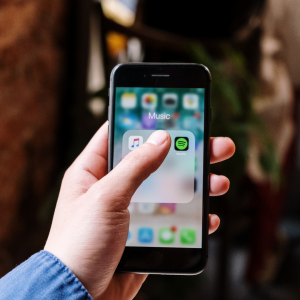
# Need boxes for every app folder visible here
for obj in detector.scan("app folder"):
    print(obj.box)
[122,130,195,203]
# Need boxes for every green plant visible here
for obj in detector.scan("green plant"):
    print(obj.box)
[190,43,280,193]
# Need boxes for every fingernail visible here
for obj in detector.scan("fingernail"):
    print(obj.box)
[211,215,220,226]
[147,130,167,146]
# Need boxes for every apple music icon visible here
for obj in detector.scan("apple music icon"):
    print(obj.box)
[128,136,143,151]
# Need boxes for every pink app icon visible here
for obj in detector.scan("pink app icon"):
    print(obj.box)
[158,203,176,214]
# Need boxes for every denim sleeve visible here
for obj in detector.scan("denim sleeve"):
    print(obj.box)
[0,250,92,300]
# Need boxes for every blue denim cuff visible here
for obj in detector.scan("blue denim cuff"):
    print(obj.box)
[0,250,92,300]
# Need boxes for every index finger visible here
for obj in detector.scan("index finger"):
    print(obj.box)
[71,121,109,181]
[210,137,235,164]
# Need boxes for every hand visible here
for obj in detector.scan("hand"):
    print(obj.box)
[44,122,235,300]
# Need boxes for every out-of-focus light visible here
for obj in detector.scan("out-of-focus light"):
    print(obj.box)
[127,37,143,62]
[87,10,106,93]
[101,0,135,27]
[88,97,106,117]
[106,32,128,58]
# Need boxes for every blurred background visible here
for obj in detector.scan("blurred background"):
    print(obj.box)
[1,0,300,299]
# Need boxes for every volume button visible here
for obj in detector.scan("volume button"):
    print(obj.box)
[107,104,110,140]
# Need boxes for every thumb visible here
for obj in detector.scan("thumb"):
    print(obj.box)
[87,130,171,211]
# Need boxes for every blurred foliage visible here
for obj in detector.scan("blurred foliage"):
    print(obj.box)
[190,43,280,195]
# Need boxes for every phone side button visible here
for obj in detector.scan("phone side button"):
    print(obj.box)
[146,251,163,268]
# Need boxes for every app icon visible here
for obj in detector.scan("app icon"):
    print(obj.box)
[173,113,179,119]
[180,228,196,245]
[183,94,199,109]
[164,118,175,129]
[138,228,153,243]
[163,94,178,108]
[158,203,176,214]
[138,203,157,214]
[175,137,189,151]
[182,116,197,129]
[128,136,143,150]
[142,113,156,129]
[142,93,157,109]
[194,112,201,119]
[121,93,137,109]
[159,227,176,244]
[119,113,137,130]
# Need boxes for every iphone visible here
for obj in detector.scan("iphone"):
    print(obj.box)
[108,63,211,274]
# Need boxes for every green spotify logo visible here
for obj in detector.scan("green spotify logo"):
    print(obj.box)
[175,137,189,151]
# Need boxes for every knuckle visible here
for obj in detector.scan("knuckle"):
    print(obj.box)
[62,167,72,183]
[123,146,151,167]
[90,180,132,212]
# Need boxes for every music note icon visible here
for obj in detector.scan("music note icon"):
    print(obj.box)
[128,136,144,151]
[131,138,139,148]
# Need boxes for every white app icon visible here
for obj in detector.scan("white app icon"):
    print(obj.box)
[128,136,143,150]
[142,93,157,109]
[163,93,178,108]
[138,203,157,214]
[121,93,137,109]
[183,94,199,109]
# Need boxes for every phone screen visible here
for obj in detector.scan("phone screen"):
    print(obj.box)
[113,87,205,249]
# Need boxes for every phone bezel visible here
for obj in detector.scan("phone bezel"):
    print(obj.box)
[108,63,211,275]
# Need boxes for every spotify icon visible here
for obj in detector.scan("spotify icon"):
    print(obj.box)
[175,137,189,151]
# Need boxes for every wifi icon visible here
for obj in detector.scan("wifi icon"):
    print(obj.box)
[175,137,189,151]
